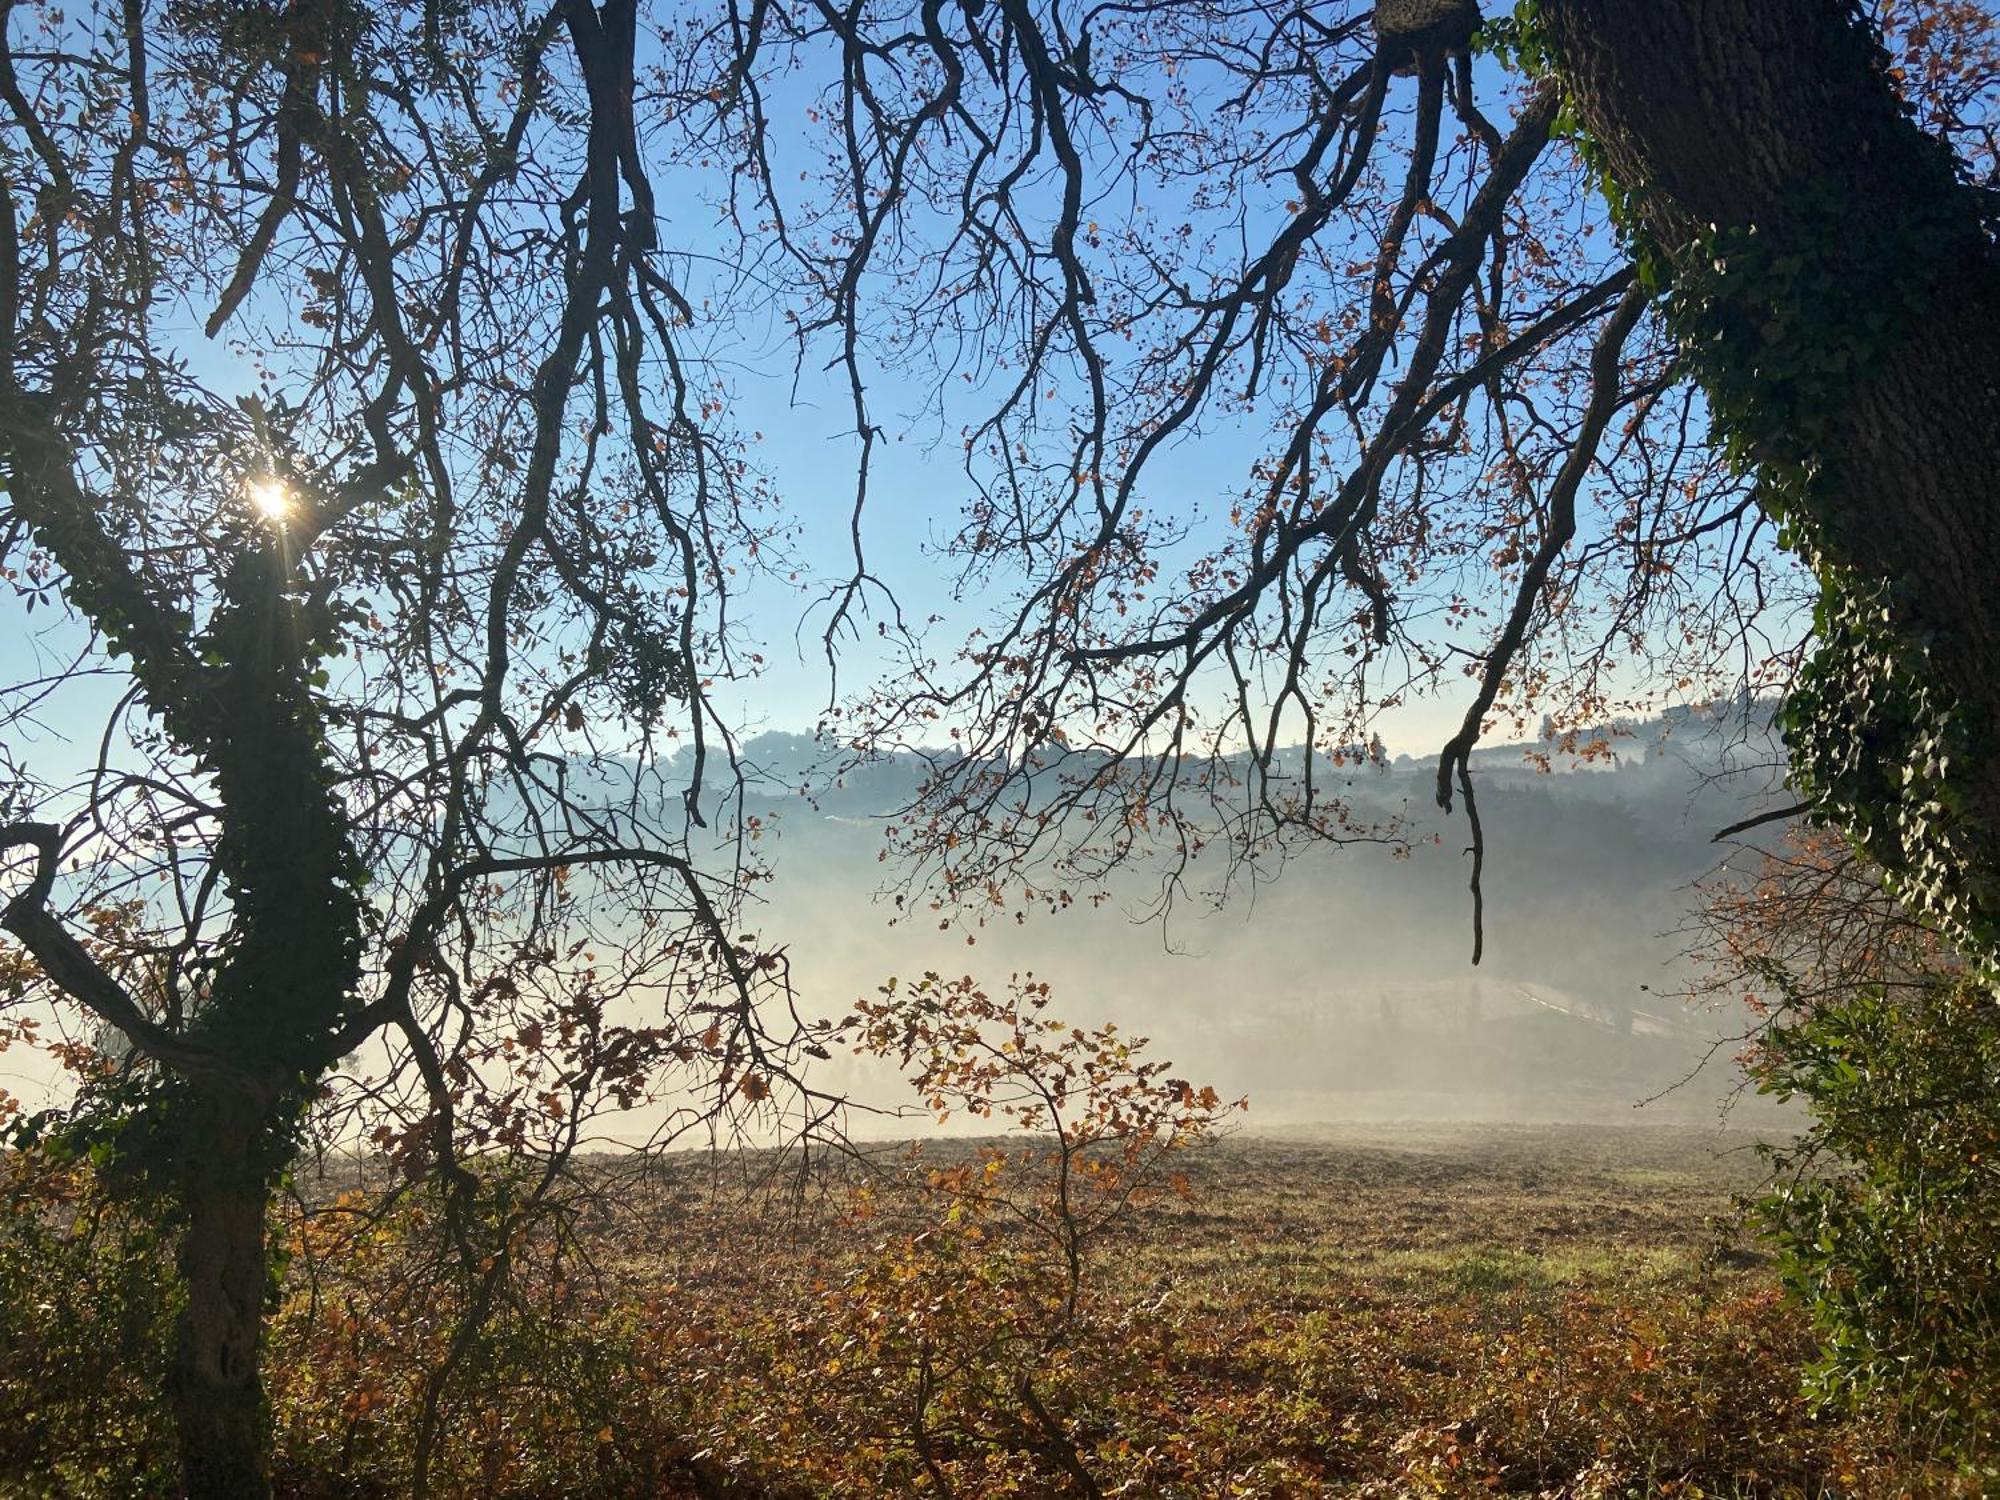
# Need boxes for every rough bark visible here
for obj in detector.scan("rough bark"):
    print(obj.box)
[1542,0,2000,949]
[169,1115,273,1499]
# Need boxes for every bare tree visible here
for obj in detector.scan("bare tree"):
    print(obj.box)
[0,3,817,1491]
[701,0,1994,960]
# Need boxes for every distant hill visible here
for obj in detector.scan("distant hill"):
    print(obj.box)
[710,704,1794,1127]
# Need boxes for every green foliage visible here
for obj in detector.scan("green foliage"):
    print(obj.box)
[1470,1,1548,75]
[0,1152,178,1498]
[844,970,1241,1320]
[1650,166,1986,969]
[1786,584,1995,960]
[10,1065,314,1207]
[1752,977,2000,1464]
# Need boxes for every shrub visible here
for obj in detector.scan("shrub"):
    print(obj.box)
[1751,975,2000,1467]
[0,1149,178,1497]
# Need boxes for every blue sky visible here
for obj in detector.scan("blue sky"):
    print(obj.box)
[0,3,1762,811]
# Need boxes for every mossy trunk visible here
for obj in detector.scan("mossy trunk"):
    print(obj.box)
[1542,0,2000,956]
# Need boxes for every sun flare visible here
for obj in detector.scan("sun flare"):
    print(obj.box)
[246,476,292,523]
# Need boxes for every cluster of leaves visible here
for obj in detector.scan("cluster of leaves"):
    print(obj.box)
[1784,577,1995,965]
[683,971,1246,1496]
[264,1166,730,1500]
[842,969,1243,1319]
[0,1151,177,1498]
[1694,828,2000,1467]
[1751,978,2000,1467]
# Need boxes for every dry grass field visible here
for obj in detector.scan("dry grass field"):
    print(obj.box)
[254,1122,1968,1498]
[10,1121,1972,1498]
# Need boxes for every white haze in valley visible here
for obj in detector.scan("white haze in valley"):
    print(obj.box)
[0,706,1803,1149]
[717,705,1799,1142]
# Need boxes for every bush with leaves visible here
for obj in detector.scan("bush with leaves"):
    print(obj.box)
[845,971,1242,1322]
[265,1168,726,1500]
[1699,828,2000,1466]
[1751,976,2000,1466]
[771,971,1243,1497]
[0,1146,178,1499]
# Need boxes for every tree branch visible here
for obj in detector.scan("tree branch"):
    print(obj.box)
[0,822,246,1090]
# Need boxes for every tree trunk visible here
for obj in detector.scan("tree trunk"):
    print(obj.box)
[170,1126,273,1500]
[1541,0,2000,952]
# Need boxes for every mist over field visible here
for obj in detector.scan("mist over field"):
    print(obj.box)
[0,705,1793,1142]
[707,706,1793,1134]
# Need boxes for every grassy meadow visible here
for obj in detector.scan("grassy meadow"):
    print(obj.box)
[152,1123,1957,1499]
